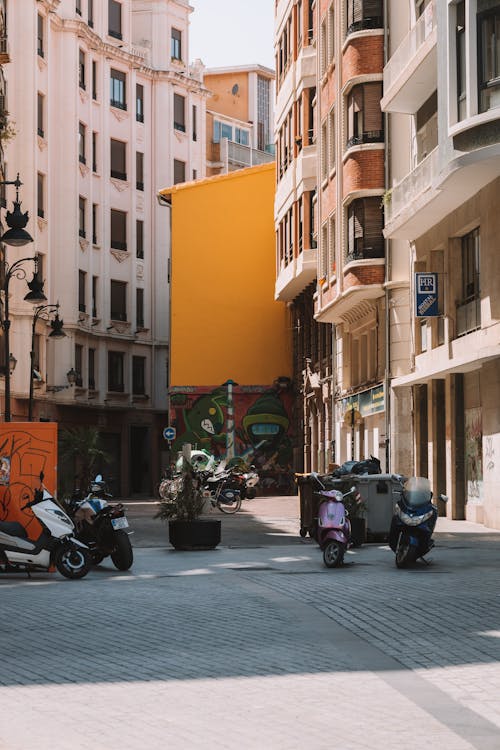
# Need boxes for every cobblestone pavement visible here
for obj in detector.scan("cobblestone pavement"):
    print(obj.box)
[1,512,500,749]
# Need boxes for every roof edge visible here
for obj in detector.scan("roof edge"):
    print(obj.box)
[159,162,275,201]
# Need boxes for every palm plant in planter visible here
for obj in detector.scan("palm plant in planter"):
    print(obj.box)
[154,457,221,550]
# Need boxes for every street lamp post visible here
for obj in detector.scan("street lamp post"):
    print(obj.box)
[28,303,66,422]
[0,174,47,421]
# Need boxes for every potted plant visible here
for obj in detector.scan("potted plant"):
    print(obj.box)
[154,456,221,550]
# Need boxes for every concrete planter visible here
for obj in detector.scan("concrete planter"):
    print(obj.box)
[168,519,221,551]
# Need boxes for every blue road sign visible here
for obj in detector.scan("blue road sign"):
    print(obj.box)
[163,426,176,441]
[415,272,439,317]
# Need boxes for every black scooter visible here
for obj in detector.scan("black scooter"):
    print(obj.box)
[389,476,447,568]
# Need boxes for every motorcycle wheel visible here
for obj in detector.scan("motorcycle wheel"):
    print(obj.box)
[54,545,91,579]
[110,531,134,571]
[217,496,242,514]
[395,535,416,569]
[323,541,344,568]
[246,489,256,500]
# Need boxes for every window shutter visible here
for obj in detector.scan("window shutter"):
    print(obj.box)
[363,198,384,257]
[363,82,383,133]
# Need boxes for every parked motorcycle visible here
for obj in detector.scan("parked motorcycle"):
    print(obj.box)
[388,476,446,568]
[240,466,259,499]
[63,475,133,570]
[311,473,358,568]
[200,463,243,514]
[0,473,90,579]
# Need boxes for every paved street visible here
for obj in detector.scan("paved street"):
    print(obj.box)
[1,498,500,749]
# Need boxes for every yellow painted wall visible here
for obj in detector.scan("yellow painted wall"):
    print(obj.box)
[163,164,291,386]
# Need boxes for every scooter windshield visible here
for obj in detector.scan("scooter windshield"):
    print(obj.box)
[403,476,432,507]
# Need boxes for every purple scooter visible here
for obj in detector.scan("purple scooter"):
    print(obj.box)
[312,474,358,568]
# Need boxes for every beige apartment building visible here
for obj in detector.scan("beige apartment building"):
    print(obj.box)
[1,0,206,495]
[383,0,500,528]
[204,65,275,176]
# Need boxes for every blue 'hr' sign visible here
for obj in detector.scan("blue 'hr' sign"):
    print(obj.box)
[415,273,439,317]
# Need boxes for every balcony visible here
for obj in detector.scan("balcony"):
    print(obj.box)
[385,140,500,240]
[381,1,437,114]
[315,259,385,325]
[296,44,316,91]
[275,248,317,302]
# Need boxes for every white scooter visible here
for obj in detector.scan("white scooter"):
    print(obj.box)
[0,476,91,579]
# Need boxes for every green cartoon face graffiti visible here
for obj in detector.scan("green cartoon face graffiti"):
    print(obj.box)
[174,391,228,450]
[242,393,289,450]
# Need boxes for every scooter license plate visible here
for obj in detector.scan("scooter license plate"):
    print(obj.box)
[111,516,129,530]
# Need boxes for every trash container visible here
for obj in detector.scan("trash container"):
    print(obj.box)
[296,474,318,538]
[354,474,405,542]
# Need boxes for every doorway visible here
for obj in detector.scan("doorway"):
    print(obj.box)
[129,425,151,495]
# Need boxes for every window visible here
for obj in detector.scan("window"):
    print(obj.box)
[75,344,83,386]
[346,82,383,148]
[328,108,335,172]
[92,61,97,100]
[457,227,481,336]
[320,18,327,77]
[92,276,98,318]
[136,152,144,190]
[478,5,500,113]
[92,204,98,244]
[171,28,182,60]
[192,104,197,141]
[136,220,144,259]
[37,93,44,138]
[92,131,98,172]
[173,159,186,184]
[110,69,126,110]
[76,0,82,16]
[108,351,124,392]
[88,348,96,390]
[110,139,126,180]
[88,0,94,27]
[235,128,249,145]
[78,270,86,312]
[346,197,384,261]
[108,0,122,40]
[79,196,86,238]
[346,0,383,36]
[110,280,127,321]
[213,120,233,143]
[79,122,86,164]
[192,169,197,180]
[111,209,127,251]
[173,93,186,132]
[321,120,328,181]
[136,84,144,123]
[136,288,144,329]
[37,173,44,218]
[297,0,303,49]
[328,3,335,64]
[79,50,86,90]
[132,356,146,395]
[37,14,44,57]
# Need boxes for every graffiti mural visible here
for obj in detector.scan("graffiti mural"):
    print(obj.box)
[465,407,483,504]
[170,384,294,493]
[0,423,58,538]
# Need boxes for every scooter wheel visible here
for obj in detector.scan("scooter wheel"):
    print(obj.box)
[54,545,91,579]
[299,527,307,538]
[323,541,344,568]
[395,537,416,569]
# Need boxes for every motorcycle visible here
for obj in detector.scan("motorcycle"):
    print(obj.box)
[63,475,133,570]
[200,462,243,514]
[0,473,90,579]
[240,466,259,500]
[311,474,359,568]
[389,476,447,568]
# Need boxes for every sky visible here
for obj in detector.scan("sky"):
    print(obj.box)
[189,0,275,70]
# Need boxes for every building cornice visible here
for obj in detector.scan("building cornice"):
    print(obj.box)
[50,16,208,94]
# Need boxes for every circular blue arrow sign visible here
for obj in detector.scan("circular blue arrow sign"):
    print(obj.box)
[163,427,176,441]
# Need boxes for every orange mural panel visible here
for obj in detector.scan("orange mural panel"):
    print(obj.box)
[0,422,58,539]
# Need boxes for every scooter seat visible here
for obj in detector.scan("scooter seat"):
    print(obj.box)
[0,520,28,539]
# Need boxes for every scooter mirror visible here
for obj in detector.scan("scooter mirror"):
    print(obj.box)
[439,494,449,503]
[95,474,103,482]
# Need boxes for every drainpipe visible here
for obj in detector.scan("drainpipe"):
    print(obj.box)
[383,0,391,473]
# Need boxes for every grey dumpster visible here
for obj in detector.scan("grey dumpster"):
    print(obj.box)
[355,474,405,542]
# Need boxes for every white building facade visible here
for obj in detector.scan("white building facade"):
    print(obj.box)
[2,0,206,495]
[384,0,500,528]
